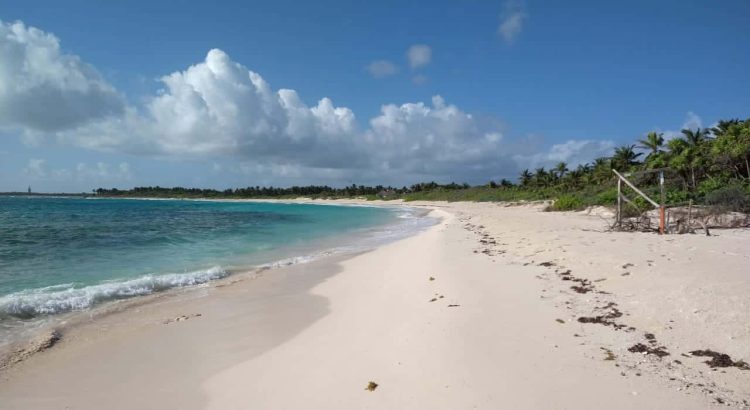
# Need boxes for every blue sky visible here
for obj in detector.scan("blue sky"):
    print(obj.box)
[1,0,749,192]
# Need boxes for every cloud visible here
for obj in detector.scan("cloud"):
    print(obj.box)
[0,20,125,133]
[366,60,398,78]
[23,158,48,178]
[682,111,702,130]
[514,139,615,170]
[5,20,613,185]
[661,111,703,141]
[23,158,132,182]
[364,95,517,181]
[406,44,431,69]
[60,49,361,169]
[76,161,132,181]
[497,1,526,44]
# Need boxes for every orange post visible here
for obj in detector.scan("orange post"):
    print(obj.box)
[659,206,665,235]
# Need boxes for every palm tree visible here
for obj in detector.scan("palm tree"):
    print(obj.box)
[681,127,710,146]
[519,169,533,187]
[534,167,549,187]
[554,162,569,180]
[710,119,750,179]
[637,132,666,170]
[665,128,709,189]
[638,132,665,156]
[676,128,711,188]
[711,119,740,137]
[611,145,643,170]
[574,163,593,185]
[591,157,612,184]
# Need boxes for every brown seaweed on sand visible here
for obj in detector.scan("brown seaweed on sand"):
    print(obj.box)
[690,350,750,370]
[577,303,629,330]
[628,343,670,358]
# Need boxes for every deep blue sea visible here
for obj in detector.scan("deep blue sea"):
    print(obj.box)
[0,197,425,323]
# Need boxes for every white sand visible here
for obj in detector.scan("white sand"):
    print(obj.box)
[0,201,748,409]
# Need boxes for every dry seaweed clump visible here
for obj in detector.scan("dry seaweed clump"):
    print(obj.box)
[577,302,629,330]
[365,381,379,391]
[628,343,670,358]
[690,350,750,370]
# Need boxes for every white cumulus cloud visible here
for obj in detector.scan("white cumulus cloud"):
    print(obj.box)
[60,49,361,169]
[365,96,515,181]
[514,139,615,170]
[0,20,125,133]
[5,20,617,185]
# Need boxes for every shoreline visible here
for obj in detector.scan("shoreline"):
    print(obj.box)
[0,199,433,358]
[0,201,748,408]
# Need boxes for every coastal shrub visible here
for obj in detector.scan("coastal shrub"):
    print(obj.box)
[665,189,690,205]
[549,194,584,211]
[704,185,750,212]
[594,187,618,206]
[696,178,727,198]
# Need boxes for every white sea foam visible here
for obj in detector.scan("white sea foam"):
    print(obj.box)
[0,205,436,321]
[0,266,227,318]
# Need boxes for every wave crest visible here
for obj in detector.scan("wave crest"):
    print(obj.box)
[0,266,227,319]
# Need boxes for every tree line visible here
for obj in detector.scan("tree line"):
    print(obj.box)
[517,118,750,192]
[96,117,749,211]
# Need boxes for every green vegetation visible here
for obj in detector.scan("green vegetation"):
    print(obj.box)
[548,194,585,211]
[96,117,750,212]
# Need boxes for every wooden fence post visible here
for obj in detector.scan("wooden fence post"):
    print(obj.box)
[659,170,665,235]
[612,169,662,234]
[617,178,622,228]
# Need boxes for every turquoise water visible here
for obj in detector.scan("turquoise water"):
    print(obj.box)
[0,197,418,320]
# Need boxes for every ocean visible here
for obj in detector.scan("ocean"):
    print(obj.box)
[0,197,429,336]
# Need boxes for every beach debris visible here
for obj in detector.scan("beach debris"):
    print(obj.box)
[569,276,595,294]
[447,304,460,308]
[577,303,629,330]
[429,276,435,281]
[628,343,669,358]
[601,347,616,361]
[0,329,62,369]
[690,350,750,370]
[429,298,437,302]
[555,319,565,324]
[365,381,379,391]
[163,313,202,324]
[571,284,593,294]
[538,261,555,267]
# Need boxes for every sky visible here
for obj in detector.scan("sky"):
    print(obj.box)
[1,0,749,192]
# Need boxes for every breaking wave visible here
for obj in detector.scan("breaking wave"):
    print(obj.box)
[0,266,228,319]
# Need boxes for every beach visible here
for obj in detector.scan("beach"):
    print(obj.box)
[0,200,748,409]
